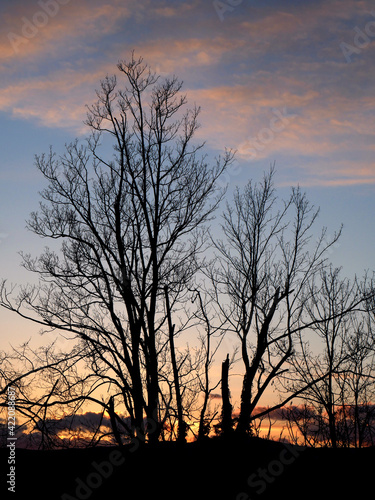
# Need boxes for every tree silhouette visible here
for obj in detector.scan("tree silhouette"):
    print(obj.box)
[218,354,233,437]
[0,56,374,449]
[0,54,231,445]
[283,267,375,447]
[207,168,373,436]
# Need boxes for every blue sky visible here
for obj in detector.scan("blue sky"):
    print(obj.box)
[0,0,375,350]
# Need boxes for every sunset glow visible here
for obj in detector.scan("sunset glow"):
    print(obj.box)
[1,0,374,455]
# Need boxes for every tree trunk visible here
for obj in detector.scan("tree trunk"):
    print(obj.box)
[236,372,252,436]
[131,363,146,441]
[221,354,233,437]
[165,286,186,444]
[145,334,160,445]
[236,288,281,436]
[108,396,124,447]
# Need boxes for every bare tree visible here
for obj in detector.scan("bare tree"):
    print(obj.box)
[209,168,347,436]
[281,404,325,447]
[0,54,232,445]
[338,313,375,447]
[0,339,101,449]
[189,289,222,440]
[284,267,375,447]
[2,56,372,451]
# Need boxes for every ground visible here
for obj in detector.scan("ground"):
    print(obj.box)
[1,437,374,499]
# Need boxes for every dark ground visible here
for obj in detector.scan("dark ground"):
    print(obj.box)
[1,437,374,499]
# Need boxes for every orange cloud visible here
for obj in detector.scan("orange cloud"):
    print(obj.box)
[134,36,246,76]
[2,66,373,188]
[1,0,132,62]
[0,69,101,132]
[0,0,374,188]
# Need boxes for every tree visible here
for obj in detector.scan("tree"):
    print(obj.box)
[209,167,349,436]
[284,267,375,447]
[218,354,234,437]
[191,289,222,441]
[0,54,231,445]
[339,312,375,447]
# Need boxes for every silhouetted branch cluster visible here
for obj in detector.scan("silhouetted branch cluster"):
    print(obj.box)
[0,55,374,448]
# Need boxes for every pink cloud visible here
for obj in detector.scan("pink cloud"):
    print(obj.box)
[0,0,374,187]
[2,66,373,188]
[1,0,132,61]
[0,69,103,132]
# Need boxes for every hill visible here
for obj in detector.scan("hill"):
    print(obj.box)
[1,437,374,499]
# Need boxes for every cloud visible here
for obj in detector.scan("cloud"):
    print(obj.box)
[1,0,375,186]
[252,406,288,421]
[1,411,135,449]
[0,66,108,132]
[2,63,372,187]
[209,393,222,400]
[1,0,133,61]
[136,36,245,75]
[35,411,112,433]
[0,34,243,132]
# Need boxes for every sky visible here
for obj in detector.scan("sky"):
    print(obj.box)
[0,0,375,413]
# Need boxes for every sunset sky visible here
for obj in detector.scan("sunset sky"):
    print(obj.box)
[0,0,375,404]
